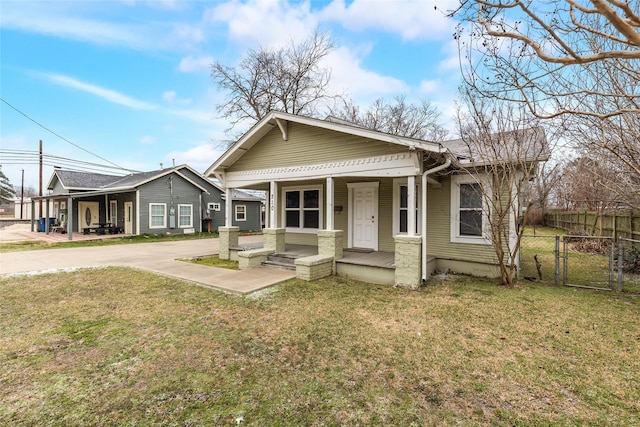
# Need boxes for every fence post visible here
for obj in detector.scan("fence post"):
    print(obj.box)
[555,235,560,285]
[618,239,623,292]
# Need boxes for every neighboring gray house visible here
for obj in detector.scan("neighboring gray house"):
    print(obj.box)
[34,165,263,240]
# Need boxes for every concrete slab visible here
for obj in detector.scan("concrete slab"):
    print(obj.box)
[0,235,296,295]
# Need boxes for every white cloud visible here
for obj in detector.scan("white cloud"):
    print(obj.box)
[41,72,157,110]
[140,135,156,144]
[163,90,177,102]
[419,79,440,94]
[178,55,214,72]
[0,2,204,51]
[204,0,317,48]
[323,47,408,100]
[321,0,458,41]
[165,144,223,173]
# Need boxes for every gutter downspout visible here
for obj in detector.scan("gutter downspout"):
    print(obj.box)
[422,155,452,283]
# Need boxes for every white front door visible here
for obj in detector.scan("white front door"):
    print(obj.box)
[351,183,378,250]
[77,202,99,232]
[124,202,133,234]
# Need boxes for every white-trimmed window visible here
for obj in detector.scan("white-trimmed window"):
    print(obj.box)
[235,205,246,222]
[178,204,193,228]
[208,202,220,211]
[450,174,491,244]
[149,203,166,228]
[110,200,117,225]
[393,178,421,236]
[282,186,323,232]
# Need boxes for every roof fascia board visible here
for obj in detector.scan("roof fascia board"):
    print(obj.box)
[205,111,444,177]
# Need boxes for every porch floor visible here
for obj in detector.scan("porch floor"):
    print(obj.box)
[258,244,396,269]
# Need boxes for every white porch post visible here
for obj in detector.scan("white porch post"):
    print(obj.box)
[326,176,334,230]
[67,196,73,241]
[269,181,278,228]
[225,188,234,227]
[220,187,239,260]
[407,175,416,237]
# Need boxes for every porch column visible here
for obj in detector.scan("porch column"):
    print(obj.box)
[219,226,239,260]
[67,196,73,241]
[269,181,278,228]
[395,235,422,289]
[263,228,285,252]
[225,188,234,227]
[326,177,334,230]
[407,175,416,237]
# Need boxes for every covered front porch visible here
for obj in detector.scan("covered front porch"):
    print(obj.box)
[216,170,443,288]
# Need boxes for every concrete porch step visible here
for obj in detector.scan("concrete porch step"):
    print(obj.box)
[266,253,298,265]
[262,260,296,271]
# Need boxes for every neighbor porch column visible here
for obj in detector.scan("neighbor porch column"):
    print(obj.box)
[407,175,416,237]
[219,187,239,259]
[67,196,73,241]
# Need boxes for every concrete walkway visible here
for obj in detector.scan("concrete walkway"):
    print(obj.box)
[0,235,297,295]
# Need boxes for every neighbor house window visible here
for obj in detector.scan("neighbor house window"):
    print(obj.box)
[283,186,322,232]
[208,202,220,211]
[235,205,246,221]
[393,179,421,236]
[178,204,193,228]
[149,203,166,228]
[110,200,117,225]
[450,175,490,244]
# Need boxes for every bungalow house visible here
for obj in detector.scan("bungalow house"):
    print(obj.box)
[34,164,263,240]
[205,111,548,288]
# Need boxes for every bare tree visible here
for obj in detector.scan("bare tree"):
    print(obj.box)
[451,0,640,119]
[452,88,551,286]
[329,96,449,141]
[211,31,337,134]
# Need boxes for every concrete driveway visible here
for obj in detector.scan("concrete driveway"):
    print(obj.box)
[0,235,296,295]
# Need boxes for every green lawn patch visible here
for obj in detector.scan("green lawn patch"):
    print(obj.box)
[1,268,638,426]
[0,231,221,253]
[180,256,239,270]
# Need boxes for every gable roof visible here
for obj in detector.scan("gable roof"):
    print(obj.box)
[205,110,445,176]
[441,127,550,166]
[48,165,214,194]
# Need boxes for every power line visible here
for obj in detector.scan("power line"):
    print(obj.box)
[1,97,136,173]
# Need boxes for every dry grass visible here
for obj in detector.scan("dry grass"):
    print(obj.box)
[1,268,639,426]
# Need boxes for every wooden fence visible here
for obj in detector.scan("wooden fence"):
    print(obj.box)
[543,210,640,240]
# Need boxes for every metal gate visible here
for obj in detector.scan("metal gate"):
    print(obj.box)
[561,235,614,291]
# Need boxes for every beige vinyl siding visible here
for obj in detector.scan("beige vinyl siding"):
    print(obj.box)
[426,176,499,265]
[228,122,408,172]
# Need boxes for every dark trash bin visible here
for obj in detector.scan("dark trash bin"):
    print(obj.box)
[37,218,45,232]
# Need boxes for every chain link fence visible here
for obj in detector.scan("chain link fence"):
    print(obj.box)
[617,238,640,293]
[519,234,638,292]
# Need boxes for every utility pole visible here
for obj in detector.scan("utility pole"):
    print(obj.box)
[20,168,24,219]
[39,140,43,218]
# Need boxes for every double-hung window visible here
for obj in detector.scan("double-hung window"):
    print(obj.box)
[178,204,193,228]
[283,186,322,232]
[149,203,166,229]
[393,179,420,236]
[235,205,246,222]
[451,175,490,244]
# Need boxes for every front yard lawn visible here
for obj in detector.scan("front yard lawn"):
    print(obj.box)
[1,268,638,426]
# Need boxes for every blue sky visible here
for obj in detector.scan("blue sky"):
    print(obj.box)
[1,0,461,190]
